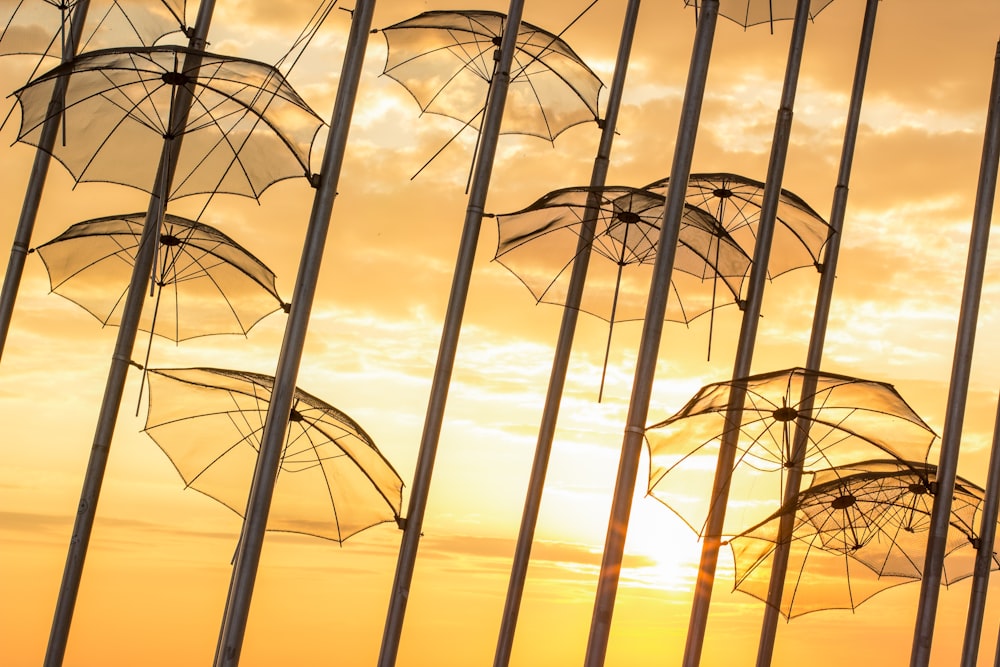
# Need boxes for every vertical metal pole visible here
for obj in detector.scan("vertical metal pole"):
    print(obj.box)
[911,38,1000,667]
[682,2,811,665]
[754,2,879,664]
[0,0,91,362]
[377,3,525,666]
[582,2,719,665]
[961,392,1000,667]
[492,2,642,665]
[211,2,376,665]
[42,3,217,665]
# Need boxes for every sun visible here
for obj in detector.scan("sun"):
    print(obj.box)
[621,495,707,593]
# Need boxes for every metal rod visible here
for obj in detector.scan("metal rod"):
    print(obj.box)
[582,2,719,665]
[0,0,91,362]
[755,1,879,663]
[43,2,217,665]
[211,2,376,665]
[911,37,1000,667]
[491,1,642,664]
[961,391,1000,666]
[682,1,811,665]
[377,3,525,665]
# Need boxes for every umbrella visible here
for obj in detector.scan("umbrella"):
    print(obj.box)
[1,0,186,63]
[33,212,286,342]
[377,9,602,180]
[0,0,189,362]
[705,0,834,30]
[144,367,404,542]
[643,172,831,279]
[646,367,938,538]
[729,459,994,619]
[12,44,324,200]
[379,9,602,142]
[493,185,752,397]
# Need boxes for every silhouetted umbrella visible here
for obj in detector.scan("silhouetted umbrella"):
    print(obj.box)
[729,459,994,618]
[646,368,938,537]
[144,367,404,542]
[380,9,602,141]
[493,185,751,396]
[12,44,324,200]
[378,9,602,180]
[33,212,286,341]
[644,172,830,278]
[706,0,835,30]
[0,0,185,64]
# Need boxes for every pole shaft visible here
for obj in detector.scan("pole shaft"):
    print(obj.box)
[583,3,719,665]
[211,2,376,665]
[0,0,92,362]
[492,2,642,665]
[43,3,217,665]
[755,1,879,663]
[961,392,1000,666]
[683,1,811,665]
[377,4,526,665]
[911,38,1000,667]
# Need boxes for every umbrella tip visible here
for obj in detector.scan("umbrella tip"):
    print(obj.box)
[396,516,406,531]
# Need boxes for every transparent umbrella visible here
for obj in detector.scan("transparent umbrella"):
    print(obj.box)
[144,366,404,542]
[33,212,286,342]
[729,459,994,619]
[12,44,324,200]
[646,368,939,537]
[493,184,751,397]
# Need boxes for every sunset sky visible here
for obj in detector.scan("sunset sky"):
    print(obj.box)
[1,1,999,666]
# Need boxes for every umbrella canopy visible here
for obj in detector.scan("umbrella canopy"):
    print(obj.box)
[729,459,994,619]
[646,367,938,537]
[493,185,751,327]
[379,9,602,141]
[12,44,323,200]
[33,212,286,341]
[698,0,836,29]
[0,0,185,62]
[644,172,831,280]
[144,367,404,543]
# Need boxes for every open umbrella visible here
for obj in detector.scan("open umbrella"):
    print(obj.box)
[646,368,938,537]
[643,172,830,278]
[144,367,404,542]
[377,9,602,180]
[0,0,186,64]
[33,212,286,342]
[12,44,324,200]
[493,185,751,398]
[379,9,602,142]
[729,459,994,619]
[706,0,834,30]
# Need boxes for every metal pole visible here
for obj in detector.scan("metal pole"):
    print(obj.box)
[0,0,91,362]
[492,2,642,665]
[961,392,1000,667]
[583,2,719,665]
[911,38,1000,667]
[682,2,811,665]
[377,3,525,665]
[755,2,879,663]
[211,2,376,665]
[42,2,216,665]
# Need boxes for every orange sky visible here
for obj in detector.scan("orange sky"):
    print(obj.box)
[1,1,999,666]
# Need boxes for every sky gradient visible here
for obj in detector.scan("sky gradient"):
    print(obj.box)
[1,1,999,666]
